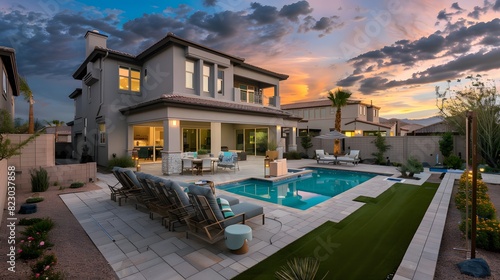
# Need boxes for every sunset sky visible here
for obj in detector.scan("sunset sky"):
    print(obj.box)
[1,0,500,122]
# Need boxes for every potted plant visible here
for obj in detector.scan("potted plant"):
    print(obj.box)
[265,141,279,160]
[197,149,209,158]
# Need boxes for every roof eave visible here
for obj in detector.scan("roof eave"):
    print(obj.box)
[0,47,20,96]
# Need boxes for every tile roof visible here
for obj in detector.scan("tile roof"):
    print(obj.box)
[281,99,361,109]
[120,94,298,119]
[344,119,393,129]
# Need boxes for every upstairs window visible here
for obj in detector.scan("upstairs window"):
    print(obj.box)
[217,70,224,94]
[203,64,210,92]
[186,61,194,89]
[119,66,140,92]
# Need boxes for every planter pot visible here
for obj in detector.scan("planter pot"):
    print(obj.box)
[266,150,278,160]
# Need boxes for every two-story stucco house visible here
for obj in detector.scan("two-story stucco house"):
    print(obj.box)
[281,99,405,137]
[69,30,298,175]
[0,46,19,119]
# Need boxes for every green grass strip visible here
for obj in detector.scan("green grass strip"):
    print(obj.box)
[234,182,438,280]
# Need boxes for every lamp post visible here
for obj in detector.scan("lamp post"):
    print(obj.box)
[264,156,271,178]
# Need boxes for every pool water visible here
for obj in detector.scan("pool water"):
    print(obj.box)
[218,167,378,210]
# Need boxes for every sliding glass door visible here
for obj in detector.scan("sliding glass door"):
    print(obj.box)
[241,128,268,156]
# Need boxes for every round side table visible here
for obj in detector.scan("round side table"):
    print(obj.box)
[224,224,252,254]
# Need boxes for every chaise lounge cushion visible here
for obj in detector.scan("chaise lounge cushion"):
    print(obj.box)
[135,172,191,207]
[225,202,264,226]
[188,184,225,222]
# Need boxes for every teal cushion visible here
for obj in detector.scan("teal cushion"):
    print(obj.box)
[217,197,235,218]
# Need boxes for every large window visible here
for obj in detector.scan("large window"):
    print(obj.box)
[183,128,211,152]
[203,64,210,92]
[119,66,140,92]
[217,70,224,94]
[186,61,194,89]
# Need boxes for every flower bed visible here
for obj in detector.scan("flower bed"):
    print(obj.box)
[455,172,500,252]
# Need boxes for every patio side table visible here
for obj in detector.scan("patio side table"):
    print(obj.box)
[224,224,252,254]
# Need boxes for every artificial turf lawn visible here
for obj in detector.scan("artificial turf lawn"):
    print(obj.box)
[233,182,439,280]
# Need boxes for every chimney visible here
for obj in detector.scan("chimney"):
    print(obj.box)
[85,30,108,57]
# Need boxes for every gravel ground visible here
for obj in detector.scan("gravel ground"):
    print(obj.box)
[1,175,499,279]
[435,179,500,279]
[0,183,117,280]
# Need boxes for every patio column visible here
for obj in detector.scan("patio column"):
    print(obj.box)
[161,119,182,175]
[211,122,221,157]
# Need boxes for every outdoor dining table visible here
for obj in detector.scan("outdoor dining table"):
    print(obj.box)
[182,157,219,175]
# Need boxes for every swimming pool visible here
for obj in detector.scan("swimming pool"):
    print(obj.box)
[218,167,379,210]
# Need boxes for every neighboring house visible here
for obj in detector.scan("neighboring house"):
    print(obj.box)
[281,99,398,136]
[409,121,456,136]
[0,46,19,118]
[45,125,72,143]
[70,30,298,174]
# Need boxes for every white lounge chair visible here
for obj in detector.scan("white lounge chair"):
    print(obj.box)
[336,150,360,165]
[315,149,337,164]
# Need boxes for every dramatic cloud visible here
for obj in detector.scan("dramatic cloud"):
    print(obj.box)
[342,18,500,93]
[248,3,279,25]
[203,0,217,7]
[279,1,313,22]
[451,2,463,10]
[437,9,453,21]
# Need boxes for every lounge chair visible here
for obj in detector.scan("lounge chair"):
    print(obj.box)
[315,149,337,164]
[218,152,239,172]
[336,150,360,165]
[185,184,264,244]
[109,167,144,206]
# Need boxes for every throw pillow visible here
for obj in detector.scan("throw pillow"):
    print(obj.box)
[216,197,235,218]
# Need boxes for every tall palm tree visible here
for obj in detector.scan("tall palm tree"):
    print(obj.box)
[19,76,34,134]
[327,88,352,154]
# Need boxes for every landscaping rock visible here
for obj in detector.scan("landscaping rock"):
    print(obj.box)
[457,258,491,278]
[18,203,37,214]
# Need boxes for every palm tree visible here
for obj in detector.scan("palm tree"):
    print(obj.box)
[19,76,34,134]
[327,88,352,154]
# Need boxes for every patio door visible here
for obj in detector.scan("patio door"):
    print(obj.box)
[242,128,268,156]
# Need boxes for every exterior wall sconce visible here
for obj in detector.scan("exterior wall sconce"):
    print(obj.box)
[355,129,362,136]
[264,156,271,178]
[171,120,178,127]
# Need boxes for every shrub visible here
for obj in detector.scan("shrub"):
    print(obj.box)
[455,170,500,252]
[371,132,391,165]
[284,151,302,160]
[397,156,423,178]
[31,254,63,280]
[21,217,55,238]
[18,236,46,260]
[275,257,328,280]
[26,197,44,203]
[444,154,462,169]
[107,155,135,170]
[459,218,500,252]
[30,167,50,192]
[69,182,85,189]
[19,218,44,226]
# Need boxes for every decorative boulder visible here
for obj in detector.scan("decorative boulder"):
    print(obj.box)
[18,203,37,214]
[457,258,491,278]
